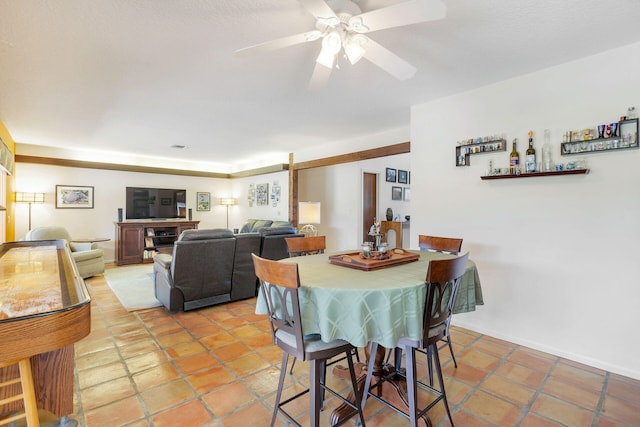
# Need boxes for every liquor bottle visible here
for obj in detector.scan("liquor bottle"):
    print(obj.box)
[542,129,553,171]
[525,130,536,173]
[509,139,519,173]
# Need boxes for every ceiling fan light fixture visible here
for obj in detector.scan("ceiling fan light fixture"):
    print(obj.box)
[344,34,367,64]
[316,30,342,69]
[316,47,336,69]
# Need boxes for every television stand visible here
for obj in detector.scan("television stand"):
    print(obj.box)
[115,220,199,265]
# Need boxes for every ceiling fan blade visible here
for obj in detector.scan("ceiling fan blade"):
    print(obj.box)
[352,0,446,33]
[362,38,417,80]
[299,0,338,20]
[235,31,320,57]
[308,62,332,91]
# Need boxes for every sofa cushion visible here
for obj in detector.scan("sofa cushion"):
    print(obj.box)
[259,226,298,236]
[239,219,258,233]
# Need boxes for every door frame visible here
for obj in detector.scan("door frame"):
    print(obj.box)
[361,168,379,244]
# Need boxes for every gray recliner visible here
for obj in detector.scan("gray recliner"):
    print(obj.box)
[154,229,237,312]
[25,226,105,279]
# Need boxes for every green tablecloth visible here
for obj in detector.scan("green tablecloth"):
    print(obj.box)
[255,250,483,349]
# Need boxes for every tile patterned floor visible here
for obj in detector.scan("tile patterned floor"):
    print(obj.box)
[28,269,640,426]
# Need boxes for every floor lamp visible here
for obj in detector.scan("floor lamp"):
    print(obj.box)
[15,192,45,230]
[298,201,321,237]
[219,197,237,229]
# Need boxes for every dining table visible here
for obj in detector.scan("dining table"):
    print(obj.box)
[255,248,483,426]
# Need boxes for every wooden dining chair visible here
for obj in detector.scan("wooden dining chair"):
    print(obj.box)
[362,253,469,427]
[0,357,40,427]
[418,234,463,255]
[418,234,464,379]
[284,235,326,257]
[252,254,366,427]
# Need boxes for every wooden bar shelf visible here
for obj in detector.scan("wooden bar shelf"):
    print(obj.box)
[480,168,589,180]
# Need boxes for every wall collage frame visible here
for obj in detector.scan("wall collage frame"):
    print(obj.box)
[386,168,410,201]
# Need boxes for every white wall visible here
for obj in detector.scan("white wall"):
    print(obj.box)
[410,41,640,379]
[298,153,410,252]
[15,164,289,262]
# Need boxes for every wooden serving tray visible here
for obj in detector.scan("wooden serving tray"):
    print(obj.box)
[329,248,419,271]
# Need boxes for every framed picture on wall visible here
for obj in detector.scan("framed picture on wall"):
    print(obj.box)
[196,192,210,211]
[398,170,408,184]
[392,186,402,201]
[403,187,411,201]
[55,185,94,209]
[386,168,397,182]
[256,183,269,206]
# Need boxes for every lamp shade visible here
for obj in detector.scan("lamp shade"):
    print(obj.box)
[219,197,237,206]
[299,202,321,224]
[15,192,45,203]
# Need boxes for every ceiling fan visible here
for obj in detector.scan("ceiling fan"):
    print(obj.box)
[235,0,446,90]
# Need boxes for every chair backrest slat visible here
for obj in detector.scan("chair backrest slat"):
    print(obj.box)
[422,253,469,343]
[418,235,463,255]
[285,236,326,257]
[252,254,305,360]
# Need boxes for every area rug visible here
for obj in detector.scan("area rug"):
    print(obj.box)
[104,265,162,311]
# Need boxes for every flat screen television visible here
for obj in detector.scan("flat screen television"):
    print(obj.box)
[125,187,187,220]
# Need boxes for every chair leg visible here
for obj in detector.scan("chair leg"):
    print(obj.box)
[310,360,323,427]
[361,342,378,411]
[17,359,39,427]
[271,352,289,427]
[446,334,457,368]
[426,347,434,386]
[345,349,367,426]
[432,345,454,427]
[289,358,296,374]
[405,347,419,427]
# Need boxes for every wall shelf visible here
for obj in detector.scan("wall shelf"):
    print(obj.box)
[560,118,638,156]
[480,169,589,180]
[456,138,506,166]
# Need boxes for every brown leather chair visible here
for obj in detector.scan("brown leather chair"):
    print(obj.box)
[252,254,366,427]
[362,253,469,427]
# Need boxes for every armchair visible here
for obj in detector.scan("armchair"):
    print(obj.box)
[25,226,105,278]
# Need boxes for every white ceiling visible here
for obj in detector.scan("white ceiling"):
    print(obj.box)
[2,0,640,172]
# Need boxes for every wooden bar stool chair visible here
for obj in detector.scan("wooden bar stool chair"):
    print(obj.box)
[252,254,366,427]
[0,358,40,427]
[418,234,464,383]
[362,253,469,427]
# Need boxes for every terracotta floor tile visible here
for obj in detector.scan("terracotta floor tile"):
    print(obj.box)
[79,376,136,411]
[200,331,237,349]
[139,379,196,414]
[551,361,606,391]
[75,347,121,371]
[77,361,129,389]
[211,342,252,361]
[442,360,489,385]
[165,340,206,359]
[462,390,522,425]
[494,360,548,389]
[131,363,181,392]
[602,394,640,425]
[606,374,640,404]
[202,381,257,416]
[225,353,272,377]
[220,400,273,426]
[173,312,212,329]
[174,352,219,375]
[74,335,116,356]
[480,375,537,406]
[472,335,517,358]
[230,324,264,339]
[155,330,194,348]
[244,332,275,350]
[186,365,237,394]
[84,395,146,426]
[542,376,602,410]
[117,339,161,360]
[530,393,595,426]
[150,399,213,427]
[189,323,223,338]
[519,412,566,426]
[218,316,249,330]
[456,347,501,371]
[124,349,169,375]
[508,348,557,373]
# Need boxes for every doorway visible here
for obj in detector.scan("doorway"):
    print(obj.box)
[362,171,377,243]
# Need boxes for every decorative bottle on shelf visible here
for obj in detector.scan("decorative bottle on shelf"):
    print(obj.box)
[386,208,393,221]
[542,129,553,171]
[525,130,536,173]
[509,139,520,174]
